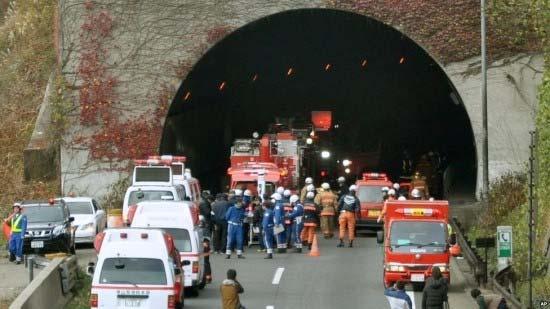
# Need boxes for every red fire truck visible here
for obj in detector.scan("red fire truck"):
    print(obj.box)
[228,130,304,191]
[355,173,393,230]
[376,200,460,291]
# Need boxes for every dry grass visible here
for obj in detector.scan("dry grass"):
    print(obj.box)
[0,0,59,216]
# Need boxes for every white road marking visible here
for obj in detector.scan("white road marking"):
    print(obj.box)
[271,267,285,285]
[406,291,416,309]
[266,306,274,309]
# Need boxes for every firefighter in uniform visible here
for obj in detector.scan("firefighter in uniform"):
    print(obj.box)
[336,176,349,199]
[272,193,287,253]
[282,189,293,249]
[410,172,430,199]
[5,203,27,263]
[261,201,275,259]
[338,185,360,248]
[225,195,246,259]
[287,195,304,253]
[302,191,319,250]
[315,183,338,239]
[300,177,314,201]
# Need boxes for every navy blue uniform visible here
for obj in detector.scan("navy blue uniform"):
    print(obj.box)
[225,204,245,256]
[262,208,275,255]
[288,202,304,250]
[273,200,287,251]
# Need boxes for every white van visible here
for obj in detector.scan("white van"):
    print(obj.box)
[90,228,185,309]
[130,201,205,294]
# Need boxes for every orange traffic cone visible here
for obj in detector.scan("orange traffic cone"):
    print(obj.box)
[309,234,320,257]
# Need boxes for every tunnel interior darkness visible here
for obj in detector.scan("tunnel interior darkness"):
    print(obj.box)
[160,9,477,198]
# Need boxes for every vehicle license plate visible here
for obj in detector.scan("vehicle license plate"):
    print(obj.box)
[411,274,425,282]
[30,241,44,249]
[368,210,381,217]
[118,298,141,307]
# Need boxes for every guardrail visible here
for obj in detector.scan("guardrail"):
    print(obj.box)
[451,217,525,309]
[9,256,79,309]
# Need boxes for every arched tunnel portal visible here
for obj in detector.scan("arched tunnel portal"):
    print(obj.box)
[160,8,477,199]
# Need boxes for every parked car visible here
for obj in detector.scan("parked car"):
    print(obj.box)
[63,197,107,244]
[20,199,75,254]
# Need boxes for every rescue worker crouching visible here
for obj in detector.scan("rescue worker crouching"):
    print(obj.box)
[302,191,319,250]
[225,192,246,259]
[5,203,27,264]
[337,185,360,248]
[315,183,338,239]
[287,195,304,253]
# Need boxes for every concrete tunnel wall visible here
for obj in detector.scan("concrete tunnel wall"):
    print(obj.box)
[57,1,544,199]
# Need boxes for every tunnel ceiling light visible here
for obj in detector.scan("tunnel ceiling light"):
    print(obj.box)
[342,159,352,167]
[321,151,331,159]
[334,124,339,129]
[361,59,368,67]
[219,81,226,91]
[306,137,313,145]
[345,168,351,174]
[399,57,405,64]
[183,92,191,101]
[252,131,260,139]
[325,63,331,71]
[252,74,258,82]
[287,67,294,76]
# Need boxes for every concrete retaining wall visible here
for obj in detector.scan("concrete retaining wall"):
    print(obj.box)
[9,258,70,309]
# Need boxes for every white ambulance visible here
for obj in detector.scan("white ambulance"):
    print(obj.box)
[130,201,205,295]
[90,228,185,309]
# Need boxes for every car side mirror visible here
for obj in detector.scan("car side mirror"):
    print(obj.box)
[174,268,182,275]
[376,230,384,244]
[69,217,75,223]
[182,260,191,266]
[87,262,95,276]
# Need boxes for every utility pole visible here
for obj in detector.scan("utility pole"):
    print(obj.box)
[528,130,535,309]
[481,0,489,199]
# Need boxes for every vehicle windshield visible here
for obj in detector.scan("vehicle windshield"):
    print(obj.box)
[357,186,384,203]
[128,190,174,205]
[23,206,65,223]
[389,221,447,253]
[67,202,93,215]
[161,228,192,252]
[99,258,167,285]
[235,182,275,196]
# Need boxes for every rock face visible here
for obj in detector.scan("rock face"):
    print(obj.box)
[57,1,544,199]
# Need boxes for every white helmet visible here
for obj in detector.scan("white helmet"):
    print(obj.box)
[234,189,243,196]
[349,185,357,192]
[411,188,421,198]
[244,189,252,197]
[393,183,400,190]
[276,187,285,194]
[306,184,315,192]
[321,183,330,190]
[338,176,345,183]
[306,191,315,199]
[388,189,396,196]
[398,196,407,201]
[290,195,300,204]
[305,177,313,184]
[271,193,282,200]
[283,189,291,197]
[381,186,390,192]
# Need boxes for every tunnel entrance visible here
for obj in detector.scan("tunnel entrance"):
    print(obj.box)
[160,8,477,199]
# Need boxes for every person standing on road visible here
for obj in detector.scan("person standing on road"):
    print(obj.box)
[4,203,27,264]
[242,190,253,247]
[302,191,319,250]
[337,185,360,248]
[212,194,231,254]
[421,266,449,309]
[315,183,338,239]
[261,199,275,259]
[272,193,287,253]
[225,194,246,259]
[300,177,313,201]
[385,281,413,309]
[336,176,349,200]
[282,189,294,249]
[199,191,213,239]
[287,194,304,253]
[221,269,245,309]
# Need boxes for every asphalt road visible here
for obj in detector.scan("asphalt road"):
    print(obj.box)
[77,233,477,309]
